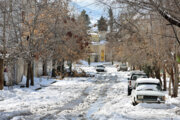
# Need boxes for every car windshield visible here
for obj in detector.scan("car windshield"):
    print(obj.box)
[136,83,161,91]
[97,65,104,67]
[121,64,126,66]
[131,74,147,80]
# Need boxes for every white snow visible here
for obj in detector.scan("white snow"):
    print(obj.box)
[136,84,159,91]
[0,64,180,119]
[136,78,160,84]
[136,90,165,97]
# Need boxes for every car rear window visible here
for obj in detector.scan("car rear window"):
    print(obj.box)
[136,83,161,91]
[97,65,104,67]
[131,74,147,80]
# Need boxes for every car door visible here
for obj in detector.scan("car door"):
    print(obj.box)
[131,75,138,88]
[131,82,137,101]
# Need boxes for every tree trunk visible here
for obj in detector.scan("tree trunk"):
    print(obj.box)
[88,56,90,66]
[155,67,162,84]
[171,68,175,88]
[0,59,4,90]
[167,67,174,96]
[173,62,179,97]
[42,60,48,76]
[163,68,167,91]
[30,61,34,86]
[62,60,64,73]
[169,77,172,96]
[26,62,30,88]
[132,66,135,70]
[170,68,175,96]
[52,59,56,69]
[69,61,72,75]
[149,67,153,78]
[61,59,65,78]
[139,65,142,71]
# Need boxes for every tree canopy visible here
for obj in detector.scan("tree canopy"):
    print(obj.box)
[98,16,108,31]
[80,10,91,28]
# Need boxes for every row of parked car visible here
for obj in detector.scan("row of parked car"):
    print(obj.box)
[95,63,128,72]
[95,65,166,105]
[127,71,165,106]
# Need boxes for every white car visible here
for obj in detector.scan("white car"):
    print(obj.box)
[131,78,165,106]
[96,65,105,72]
[128,71,147,95]
[117,64,128,71]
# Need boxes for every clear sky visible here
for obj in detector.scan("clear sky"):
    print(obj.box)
[71,0,108,28]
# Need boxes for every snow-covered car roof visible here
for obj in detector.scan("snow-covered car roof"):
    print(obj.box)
[136,78,160,84]
[130,70,145,75]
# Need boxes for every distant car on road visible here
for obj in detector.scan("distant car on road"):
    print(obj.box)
[117,64,128,71]
[128,71,147,95]
[96,65,105,72]
[131,78,165,106]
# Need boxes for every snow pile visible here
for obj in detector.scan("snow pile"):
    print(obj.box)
[18,76,57,89]
[0,78,92,120]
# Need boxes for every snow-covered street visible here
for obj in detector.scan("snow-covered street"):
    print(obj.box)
[1,65,180,120]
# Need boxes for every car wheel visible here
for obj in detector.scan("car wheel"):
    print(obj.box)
[132,98,138,106]
[128,87,131,96]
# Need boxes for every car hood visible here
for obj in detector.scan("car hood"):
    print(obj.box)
[136,90,165,96]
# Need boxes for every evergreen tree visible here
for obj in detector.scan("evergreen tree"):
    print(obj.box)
[80,10,91,28]
[108,7,114,32]
[98,16,108,31]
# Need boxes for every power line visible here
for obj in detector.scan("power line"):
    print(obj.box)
[76,2,98,10]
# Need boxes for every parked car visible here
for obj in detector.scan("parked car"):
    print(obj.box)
[117,64,128,71]
[131,78,165,106]
[128,71,147,95]
[96,65,105,72]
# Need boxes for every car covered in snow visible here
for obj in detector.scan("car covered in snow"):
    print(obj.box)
[96,65,105,72]
[131,78,165,106]
[117,64,128,71]
[128,71,147,95]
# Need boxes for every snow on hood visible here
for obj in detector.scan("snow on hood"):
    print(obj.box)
[136,90,165,96]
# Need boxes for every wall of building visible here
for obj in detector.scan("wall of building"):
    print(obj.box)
[88,32,107,62]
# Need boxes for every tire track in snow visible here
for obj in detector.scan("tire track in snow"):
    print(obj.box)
[85,73,118,119]
[54,74,116,120]
[38,87,91,120]
[86,83,112,119]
